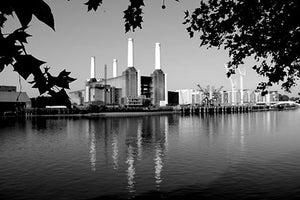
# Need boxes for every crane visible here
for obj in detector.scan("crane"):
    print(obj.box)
[238,67,246,105]
[197,84,223,106]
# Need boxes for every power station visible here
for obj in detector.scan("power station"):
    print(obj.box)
[70,38,168,107]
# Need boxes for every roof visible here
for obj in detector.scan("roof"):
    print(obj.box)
[0,91,30,103]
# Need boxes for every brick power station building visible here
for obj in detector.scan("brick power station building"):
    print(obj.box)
[70,38,168,107]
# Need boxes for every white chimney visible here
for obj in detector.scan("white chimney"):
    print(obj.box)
[155,42,161,70]
[128,38,134,67]
[85,86,90,102]
[165,73,168,104]
[137,69,141,96]
[113,59,118,78]
[90,56,96,79]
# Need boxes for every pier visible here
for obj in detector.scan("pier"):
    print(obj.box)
[179,104,298,115]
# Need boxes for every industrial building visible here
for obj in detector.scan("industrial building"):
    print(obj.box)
[70,38,168,107]
[0,85,31,115]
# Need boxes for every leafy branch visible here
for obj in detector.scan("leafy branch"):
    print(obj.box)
[183,0,300,93]
[0,0,76,107]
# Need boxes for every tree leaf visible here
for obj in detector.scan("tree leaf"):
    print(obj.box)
[13,55,46,80]
[84,0,103,12]
[55,69,76,89]
[31,72,48,94]
[32,0,55,30]
[7,27,31,43]
[123,0,145,32]
[12,1,33,28]
[12,0,55,30]
[0,56,14,72]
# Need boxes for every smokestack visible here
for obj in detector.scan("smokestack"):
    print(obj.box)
[113,59,118,78]
[137,69,141,96]
[90,56,96,79]
[85,86,90,102]
[165,73,168,104]
[155,43,161,70]
[128,38,134,67]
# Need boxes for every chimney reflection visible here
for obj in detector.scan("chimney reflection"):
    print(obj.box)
[126,144,136,193]
[240,114,245,151]
[164,117,169,151]
[153,116,168,189]
[123,116,170,192]
[137,120,142,160]
[87,120,96,171]
[112,131,119,170]
[154,146,163,188]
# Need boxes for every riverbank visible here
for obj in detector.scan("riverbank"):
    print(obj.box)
[1,104,299,118]
[22,110,180,118]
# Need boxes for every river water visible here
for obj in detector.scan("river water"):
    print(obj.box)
[1,110,300,200]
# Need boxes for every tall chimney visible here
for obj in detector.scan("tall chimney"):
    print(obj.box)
[113,59,118,78]
[165,73,168,104]
[155,43,161,70]
[137,69,141,96]
[128,38,134,67]
[90,56,96,79]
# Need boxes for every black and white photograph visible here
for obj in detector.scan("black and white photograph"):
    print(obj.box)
[1,0,300,199]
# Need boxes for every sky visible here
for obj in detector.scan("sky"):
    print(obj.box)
[1,0,299,97]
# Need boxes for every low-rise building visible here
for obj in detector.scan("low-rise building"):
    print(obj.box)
[0,85,31,115]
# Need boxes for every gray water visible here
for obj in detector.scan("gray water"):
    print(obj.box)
[0,110,300,200]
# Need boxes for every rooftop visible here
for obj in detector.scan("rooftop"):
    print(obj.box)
[0,91,30,103]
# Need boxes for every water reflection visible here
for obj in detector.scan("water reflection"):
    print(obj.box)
[154,145,163,189]
[137,122,142,160]
[112,131,119,170]
[240,114,245,151]
[126,144,136,193]
[2,110,300,200]
[81,112,284,194]
[85,121,97,171]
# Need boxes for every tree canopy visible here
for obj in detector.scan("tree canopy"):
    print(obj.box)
[183,0,300,93]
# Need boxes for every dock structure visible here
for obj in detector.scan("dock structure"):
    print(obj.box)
[179,105,278,115]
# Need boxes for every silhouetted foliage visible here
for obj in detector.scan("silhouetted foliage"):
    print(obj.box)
[84,0,103,12]
[0,0,75,107]
[279,94,290,101]
[183,0,300,93]
[84,0,179,32]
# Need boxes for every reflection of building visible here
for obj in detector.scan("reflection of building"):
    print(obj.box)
[70,39,168,107]
[0,85,31,114]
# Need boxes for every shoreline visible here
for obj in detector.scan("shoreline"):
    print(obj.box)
[2,105,299,118]
[19,110,181,118]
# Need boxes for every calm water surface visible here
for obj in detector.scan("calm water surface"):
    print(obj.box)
[1,110,300,200]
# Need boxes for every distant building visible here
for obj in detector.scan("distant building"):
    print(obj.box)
[168,91,179,106]
[0,85,31,114]
[177,88,280,107]
[69,90,84,105]
[176,89,201,105]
